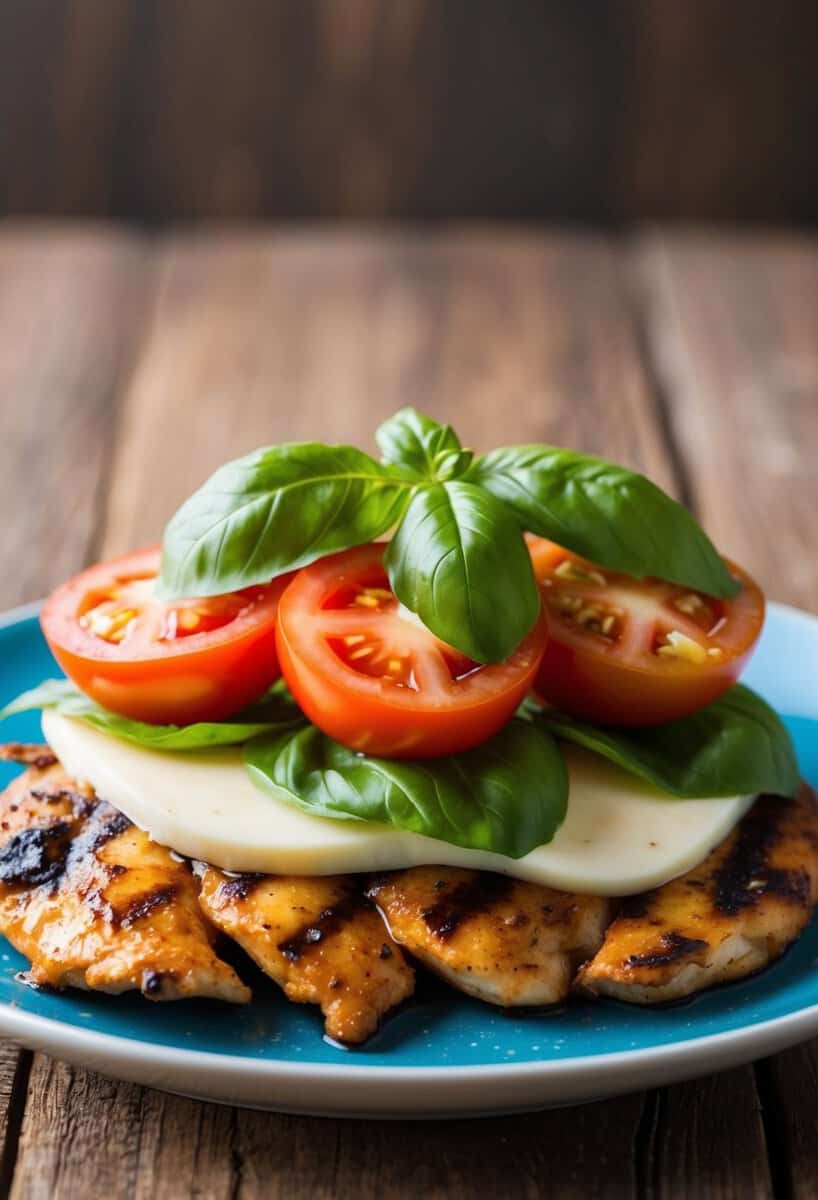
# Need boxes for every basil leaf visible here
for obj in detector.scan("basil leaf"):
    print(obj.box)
[159,443,410,597]
[376,408,470,481]
[531,685,799,799]
[469,445,739,598]
[385,481,540,663]
[244,719,568,857]
[1,679,303,751]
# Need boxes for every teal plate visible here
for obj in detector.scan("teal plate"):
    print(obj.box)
[0,601,817,1116]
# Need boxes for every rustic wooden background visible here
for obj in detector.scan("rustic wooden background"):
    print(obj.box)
[0,223,816,1197]
[1,0,817,224]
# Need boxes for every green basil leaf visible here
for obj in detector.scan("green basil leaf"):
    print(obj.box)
[159,443,410,597]
[385,481,541,663]
[468,445,740,598]
[244,718,568,857]
[531,685,799,799]
[376,408,467,480]
[1,679,304,751]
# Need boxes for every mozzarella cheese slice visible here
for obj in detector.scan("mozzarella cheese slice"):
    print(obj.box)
[42,711,754,896]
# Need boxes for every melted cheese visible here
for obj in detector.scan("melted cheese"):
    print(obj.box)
[42,711,754,896]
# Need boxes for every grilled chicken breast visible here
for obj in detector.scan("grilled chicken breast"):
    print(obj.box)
[368,866,610,1006]
[578,785,818,1003]
[3,743,816,1031]
[0,761,250,1002]
[197,869,415,1043]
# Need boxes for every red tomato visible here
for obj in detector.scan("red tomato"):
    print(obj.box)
[275,543,548,758]
[527,537,765,726]
[41,547,289,725]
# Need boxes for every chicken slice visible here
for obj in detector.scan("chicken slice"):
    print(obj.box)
[578,785,818,1004]
[197,868,414,1043]
[368,866,610,1006]
[0,761,250,1003]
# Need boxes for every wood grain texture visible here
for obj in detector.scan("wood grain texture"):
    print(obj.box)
[9,1063,645,1200]
[0,1050,30,1198]
[633,231,818,610]
[0,2,816,223]
[0,223,148,604]
[761,1045,818,1199]
[638,1069,772,1200]
[9,1059,238,1200]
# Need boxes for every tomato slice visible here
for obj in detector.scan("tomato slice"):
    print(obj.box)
[527,537,764,726]
[275,543,548,758]
[40,547,289,725]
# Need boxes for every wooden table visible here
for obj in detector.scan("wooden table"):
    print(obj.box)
[0,224,817,1199]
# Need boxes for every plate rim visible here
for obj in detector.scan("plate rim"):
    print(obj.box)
[1,981,818,1085]
[1,597,817,1098]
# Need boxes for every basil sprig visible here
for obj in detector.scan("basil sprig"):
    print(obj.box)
[159,407,739,663]
[1,679,301,752]
[525,684,799,800]
[244,718,568,858]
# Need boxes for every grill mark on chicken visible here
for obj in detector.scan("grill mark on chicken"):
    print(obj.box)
[217,873,264,902]
[0,798,135,901]
[714,793,811,915]
[418,873,514,940]
[117,884,178,928]
[0,822,73,887]
[30,786,94,814]
[18,804,135,902]
[90,809,132,848]
[0,743,57,769]
[0,763,251,1004]
[616,892,655,920]
[579,784,818,1004]
[278,890,371,962]
[625,931,709,969]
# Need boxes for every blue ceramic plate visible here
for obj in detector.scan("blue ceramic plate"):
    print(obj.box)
[0,601,817,1116]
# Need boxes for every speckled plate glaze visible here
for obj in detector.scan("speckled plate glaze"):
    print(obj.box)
[0,600,817,1117]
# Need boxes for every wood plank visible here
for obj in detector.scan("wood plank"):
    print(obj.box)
[10,1059,238,1200]
[639,1070,772,1200]
[0,1050,30,1197]
[633,230,818,610]
[0,224,148,1192]
[5,229,766,1198]
[231,1100,648,1200]
[762,1045,818,1200]
[634,229,818,1199]
[0,223,148,604]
